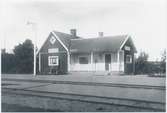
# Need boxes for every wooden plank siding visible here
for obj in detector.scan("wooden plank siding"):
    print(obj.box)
[37,31,136,75]
[40,52,67,74]
[38,33,68,75]
[122,38,135,74]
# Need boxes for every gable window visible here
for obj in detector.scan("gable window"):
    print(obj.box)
[49,36,56,44]
[79,56,89,64]
[126,55,132,63]
[48,56,59,66]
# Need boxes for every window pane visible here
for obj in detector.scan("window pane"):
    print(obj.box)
[126,55,132,63]
[79,57,88,64]
[48,56,58,66]
[52,58,57,64]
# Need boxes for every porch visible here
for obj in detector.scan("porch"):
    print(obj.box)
[70,51,124,73]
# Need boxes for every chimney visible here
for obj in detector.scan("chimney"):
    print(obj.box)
[70,29,77,37]
[98,32,103,37]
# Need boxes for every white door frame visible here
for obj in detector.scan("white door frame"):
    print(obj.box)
[104,53,112,71]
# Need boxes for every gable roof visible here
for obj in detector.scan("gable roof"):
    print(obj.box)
[70,35,129,53]
[37,30,82,55]
[53,31,82,49]
[38,30,137,55]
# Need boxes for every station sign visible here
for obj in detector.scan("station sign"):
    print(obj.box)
[125,46,130,51]
[48,48,59,53]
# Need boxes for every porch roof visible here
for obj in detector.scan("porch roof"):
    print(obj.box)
[70,35,128,53]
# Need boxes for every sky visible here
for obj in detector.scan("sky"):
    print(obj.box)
[1,0,167,61]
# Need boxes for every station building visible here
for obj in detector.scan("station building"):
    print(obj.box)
[37,29,137,75]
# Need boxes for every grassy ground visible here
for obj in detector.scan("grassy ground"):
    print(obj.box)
[2,74,165,112]
[2,103,61,112]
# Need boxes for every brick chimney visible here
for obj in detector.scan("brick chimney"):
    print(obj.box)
[98,32,103,37]
[70,29,77,37]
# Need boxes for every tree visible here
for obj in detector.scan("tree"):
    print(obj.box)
[13,39,34,73]
[160,49,166,73]
[1,50,17,73]
[135,52,149,74]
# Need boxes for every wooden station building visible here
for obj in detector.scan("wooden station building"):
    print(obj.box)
[37,29,137,75]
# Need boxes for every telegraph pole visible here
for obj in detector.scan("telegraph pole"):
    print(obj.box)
[27,21,37,76]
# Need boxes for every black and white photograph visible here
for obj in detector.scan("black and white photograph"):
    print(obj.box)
[1,0,166,112]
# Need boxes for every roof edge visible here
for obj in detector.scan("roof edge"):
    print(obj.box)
[53,30,83,39]
[51,31,69,52]
[119,35,130,50]
[119,35,137,53]
[36,32,53,55]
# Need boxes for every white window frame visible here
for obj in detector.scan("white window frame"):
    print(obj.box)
[48,56,59,66]
[126,55,132,63]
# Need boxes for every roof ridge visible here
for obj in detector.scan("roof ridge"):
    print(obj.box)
[53,30,128,37]
[93,34,128,38]
[53,30,72,36]
[53,30,83,39]
[71,34,128,41]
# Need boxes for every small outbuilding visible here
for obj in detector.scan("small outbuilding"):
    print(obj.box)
[37,29,137,75]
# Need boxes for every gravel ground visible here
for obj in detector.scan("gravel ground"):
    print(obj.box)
[2,74,165,86]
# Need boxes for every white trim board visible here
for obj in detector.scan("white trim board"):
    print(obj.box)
[51,31,70,71]
[119,35,129,50]
[36,31,69,55]
[51,31,69,52]
[36,32,52,55]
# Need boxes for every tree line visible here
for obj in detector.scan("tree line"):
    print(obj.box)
[135,51,166,75]
[1,39,34,74]
[1,39,166,75]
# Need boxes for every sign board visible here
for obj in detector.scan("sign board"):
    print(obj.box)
[125,46,130,51]
[48,48,59,53]
[70,49,78,52]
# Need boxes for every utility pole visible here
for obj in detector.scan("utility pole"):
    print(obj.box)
[27,21,37,76]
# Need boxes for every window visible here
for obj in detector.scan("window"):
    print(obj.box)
[79,56,89,64]
[126,55,132,63]
[49,36,56,44]
[48,56,59,66]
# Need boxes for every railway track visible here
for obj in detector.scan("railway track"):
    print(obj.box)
[2,88,165,112]
[2,78,165,90]
[2,78,165,111]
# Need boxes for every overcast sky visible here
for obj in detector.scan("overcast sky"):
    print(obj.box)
[1,0,167,61]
